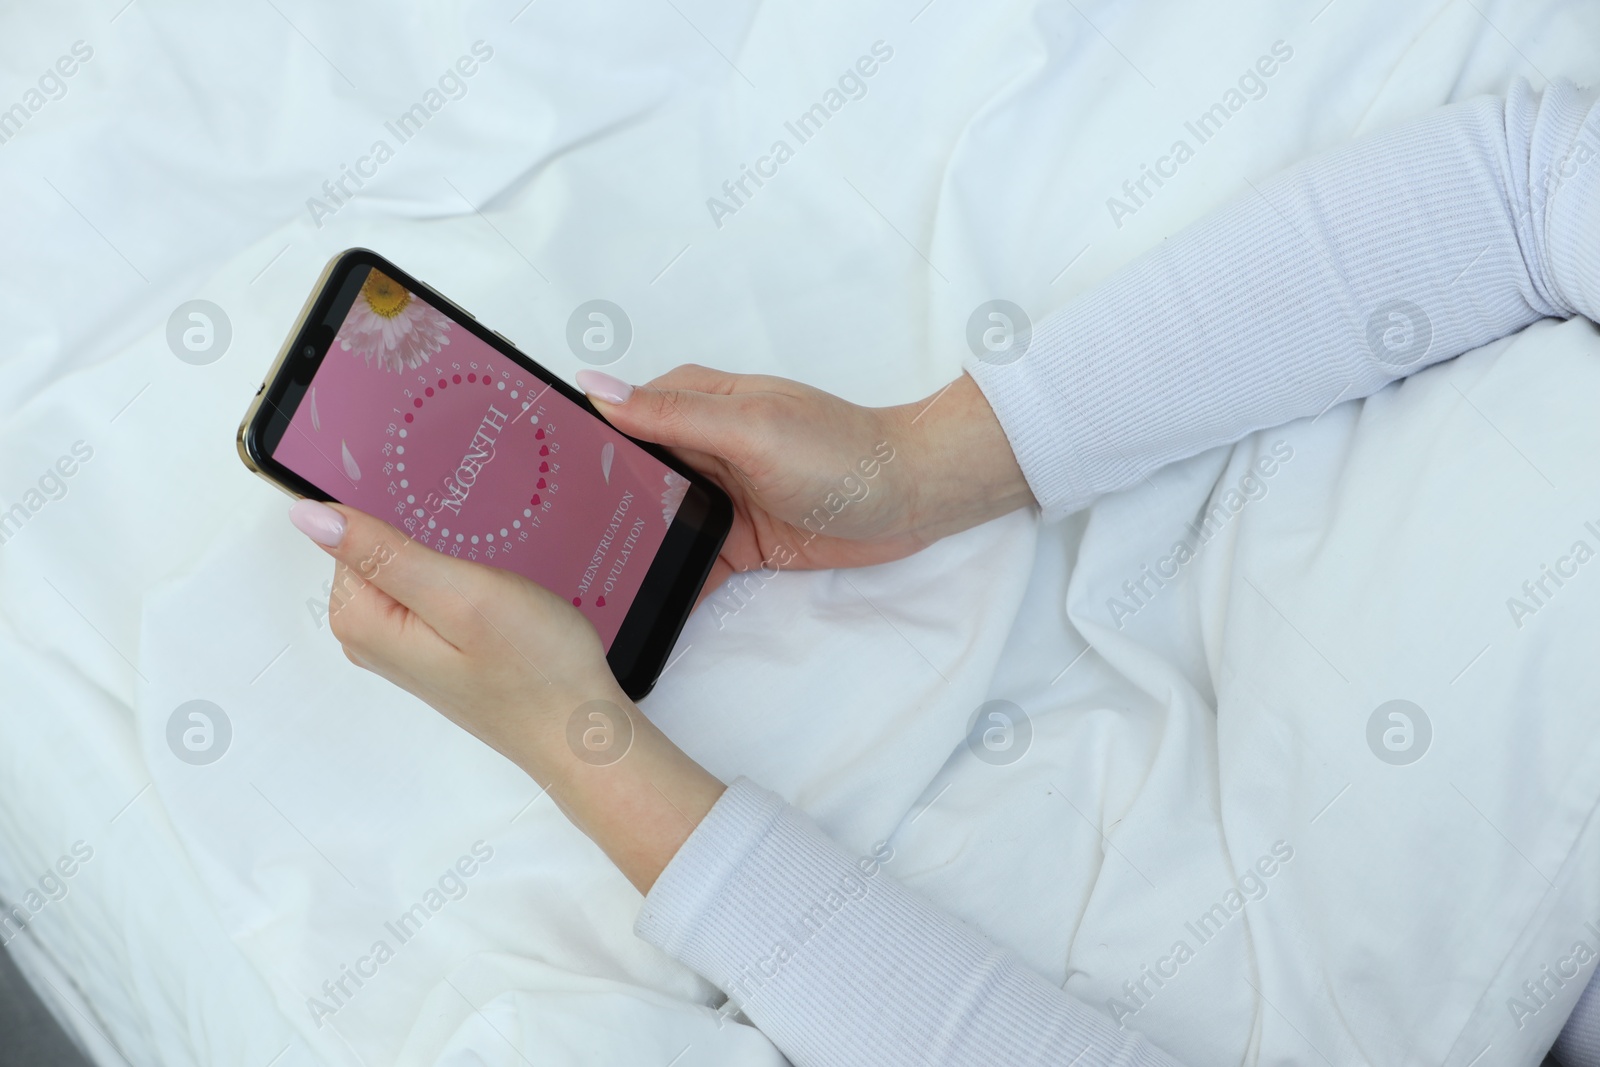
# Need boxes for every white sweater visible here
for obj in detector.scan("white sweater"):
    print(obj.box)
[635,78,1600,1067]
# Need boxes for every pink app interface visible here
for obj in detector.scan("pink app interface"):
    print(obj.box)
[271,267,689,648]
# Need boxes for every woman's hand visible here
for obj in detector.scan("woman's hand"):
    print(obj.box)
[575,365,1035,601]
[290,498,616,771]
[289,499,725,893]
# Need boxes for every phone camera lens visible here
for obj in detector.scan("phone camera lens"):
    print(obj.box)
[302,343,316,359]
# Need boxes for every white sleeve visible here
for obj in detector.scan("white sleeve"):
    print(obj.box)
[1557,974,1600,1066]
[636,82,1600,1067]
[635,777,1182,1067]
[963,78,1600,523]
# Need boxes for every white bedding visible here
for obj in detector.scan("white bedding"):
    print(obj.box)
[4,1,1600,1064]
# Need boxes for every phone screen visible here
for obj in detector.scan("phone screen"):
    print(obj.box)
[268,267,689,649]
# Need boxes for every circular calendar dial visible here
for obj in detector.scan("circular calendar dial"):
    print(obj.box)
[379,361,595,598]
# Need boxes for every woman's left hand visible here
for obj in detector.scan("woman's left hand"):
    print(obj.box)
[289,498,727,892]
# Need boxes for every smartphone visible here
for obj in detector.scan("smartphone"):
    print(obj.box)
[237,249,732,699]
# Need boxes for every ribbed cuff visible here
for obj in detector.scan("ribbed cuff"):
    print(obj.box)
[634,776,789,991]
[962,324,1097,524]
[1536,80,1600,324]
[964,83,1600,527]
[635,777,1181,1067]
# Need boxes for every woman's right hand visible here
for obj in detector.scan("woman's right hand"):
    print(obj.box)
[575,364,1034,601]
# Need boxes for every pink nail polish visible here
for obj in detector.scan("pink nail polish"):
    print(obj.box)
[289,499,346,547]
[575,369,633,404]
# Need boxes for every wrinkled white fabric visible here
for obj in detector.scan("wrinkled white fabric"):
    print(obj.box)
[639,80,1600,1067]
[7,2,1600,1064]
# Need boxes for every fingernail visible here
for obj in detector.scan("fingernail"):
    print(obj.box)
[289,499,346,547]
[576,370,633,404]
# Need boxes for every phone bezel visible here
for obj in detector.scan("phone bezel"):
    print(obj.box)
[237,248,730,700]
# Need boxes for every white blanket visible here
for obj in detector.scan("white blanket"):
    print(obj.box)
[4,1,1600,1064]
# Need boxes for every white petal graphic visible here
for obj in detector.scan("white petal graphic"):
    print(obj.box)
[340,439,361,482]
[601,441,615,485]
[661,471,689,524]
[308,387,321,432]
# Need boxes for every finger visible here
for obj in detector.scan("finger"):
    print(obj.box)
[645,363,743,395]
[575,366,752,456]
[288,499,476,645]
[642,363,792,396]
[327,555,457,671]
[653,443,756,495]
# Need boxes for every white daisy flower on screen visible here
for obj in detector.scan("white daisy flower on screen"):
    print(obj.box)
[337,268,452,372]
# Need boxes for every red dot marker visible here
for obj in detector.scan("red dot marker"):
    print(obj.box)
[467,373,476,383]
[413,397,423,408]
[596,596,606,607]
[572,597,582,606]
[438,379,448,389]
[453,374,462,384]
[404,413,414,423]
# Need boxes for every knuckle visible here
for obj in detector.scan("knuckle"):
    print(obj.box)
[354,534,393,572]
[647,387,685,422]
[651,362,708,389]
[331,563,365,601]
[656,391,709,442]
[674,362,717,387]
[327,587,368,645]
[326,597,353,641]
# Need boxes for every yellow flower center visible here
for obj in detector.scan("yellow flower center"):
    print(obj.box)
[361,270,412,318]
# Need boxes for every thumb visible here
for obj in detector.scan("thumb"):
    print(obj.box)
[288,499,476,648]
[575,367,735,454]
